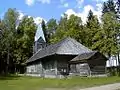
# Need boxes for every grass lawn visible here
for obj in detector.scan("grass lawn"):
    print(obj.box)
[0,75,120,90]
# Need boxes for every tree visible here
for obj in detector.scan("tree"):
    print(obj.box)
[66,14,83,42]
[50,14,85,45]
[104,12,120,75]
[87,10,94,25]
[104,12,118,55]
[102,0,116,15]
[0,8,37,74]
[0,20,4,73]
[1,8,19,73]
[93,12,119,64]
[116,0,120,21]
[46,18,57,43]
[41,20,48,43]
[107,0,116,13]
[116,0,120,75]
[49,14,68,43]
[102,2,109,14]
[47,18,57,30]
[16,16,37,72]
[85,10,100,49]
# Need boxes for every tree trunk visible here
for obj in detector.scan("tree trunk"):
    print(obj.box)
[6,48,9,74]
[117,52,120,76]
[108,53,112,76]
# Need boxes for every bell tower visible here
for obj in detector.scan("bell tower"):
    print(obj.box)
[33,25,46,54]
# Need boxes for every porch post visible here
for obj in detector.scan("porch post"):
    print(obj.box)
[40,61,44,78]
[88,65,91,76]
[55,60,57,77]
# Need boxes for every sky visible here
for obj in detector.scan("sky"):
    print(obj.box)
[0,0,108,24]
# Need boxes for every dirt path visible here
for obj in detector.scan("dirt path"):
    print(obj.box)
[43,83,120,90]
[80,83,120,90]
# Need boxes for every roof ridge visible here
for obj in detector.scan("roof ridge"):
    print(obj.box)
[27,37,93,63]
[26,38,69,63]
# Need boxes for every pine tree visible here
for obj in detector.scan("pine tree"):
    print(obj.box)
[107,0,116,13]
[85,10,100,48]
[41,20,48,43]
[102,0,116,15]
[116,0,120,20]
[102,2,109,14]
[87,10,94,26]
[46,18,57,43]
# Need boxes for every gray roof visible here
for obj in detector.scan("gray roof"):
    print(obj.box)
[70,51,107,62]
[26,37,92,63]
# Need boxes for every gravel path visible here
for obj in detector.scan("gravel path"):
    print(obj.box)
[80,83,120,90]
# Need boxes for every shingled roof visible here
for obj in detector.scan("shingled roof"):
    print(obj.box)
[70,51,107,62]
[26,37,92,63]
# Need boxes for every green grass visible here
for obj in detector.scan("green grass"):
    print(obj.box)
[0,75,120,90]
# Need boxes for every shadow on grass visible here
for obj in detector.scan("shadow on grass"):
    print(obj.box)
[0,74,21,80]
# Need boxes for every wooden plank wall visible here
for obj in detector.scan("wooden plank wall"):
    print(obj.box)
[26,58,58,78]
[26,61,43,76]
[70,63,90,76]
[88,58,106,75]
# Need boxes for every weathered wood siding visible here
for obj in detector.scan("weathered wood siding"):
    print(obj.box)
[41,55,74,78]
[26,61,43,76]
[88,59,106,75]
[26,56,58,78]
[26,54,106,78]
[42,58,57,78]
[70,63,90,76]
[70,57,106,76]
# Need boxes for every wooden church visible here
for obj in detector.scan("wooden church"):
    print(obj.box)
[26,34,107,78]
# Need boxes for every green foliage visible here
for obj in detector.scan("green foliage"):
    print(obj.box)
[46,18,58,43]
[102,12,118,55]
[47,18,57,30]
[50,14,83,44]
[85,10,100,48]
[66,14,82,40]
[41,20,48,43]
[0,8,37,74]
[116,0,120,21]
[102,2,109,14]
[0,8,19,73]
[92,12,119,56]
[102,0,116,15]
[16,16,37,64]
[49,14,68,43]
[87,10,94,23]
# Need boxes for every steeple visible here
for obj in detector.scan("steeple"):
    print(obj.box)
[35,25,46,42]
[33,25,46,54]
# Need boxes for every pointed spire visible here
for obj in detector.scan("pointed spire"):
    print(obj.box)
[34,25,46,42]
